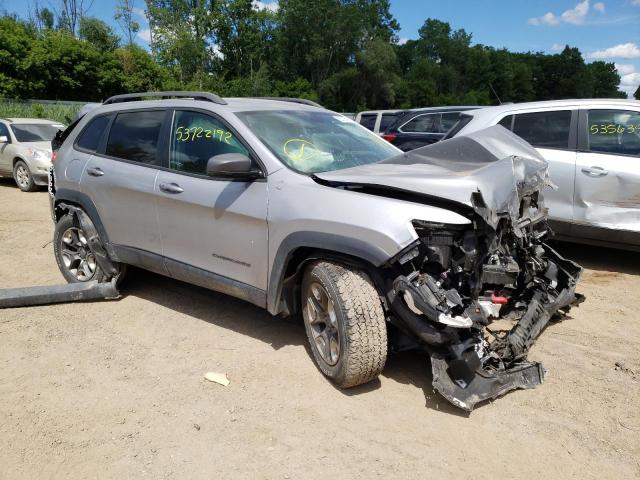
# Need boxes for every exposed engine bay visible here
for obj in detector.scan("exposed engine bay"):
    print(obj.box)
[315,126,585,411]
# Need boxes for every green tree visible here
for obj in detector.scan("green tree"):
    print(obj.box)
[0,16,36,98]
[588,61,625,98]
[215,0,277,79]
[114,0,140,46]
[635,85,640,100]
[79,17,120,52]
[146,0,218,85]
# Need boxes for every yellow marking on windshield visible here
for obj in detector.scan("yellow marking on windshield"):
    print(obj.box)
[283,139,318,161]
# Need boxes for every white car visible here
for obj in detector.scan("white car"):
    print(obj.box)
[0,118,65,191]
[355,109,406,135]
[449,99,640,251]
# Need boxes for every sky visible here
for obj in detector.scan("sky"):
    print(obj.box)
[8,0,640,97]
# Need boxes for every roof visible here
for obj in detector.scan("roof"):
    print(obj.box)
[3,117,64,124]
[466,98,640,117]
[406,105,480,113]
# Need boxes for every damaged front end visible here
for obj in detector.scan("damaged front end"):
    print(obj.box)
[384,161,583,410]
[389,215,583,411]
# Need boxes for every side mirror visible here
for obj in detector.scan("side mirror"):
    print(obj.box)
[0,136,8,143]
[206,153,261,179]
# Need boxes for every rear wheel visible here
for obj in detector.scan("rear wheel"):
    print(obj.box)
[13,160,36,192]
[302,261,387,388]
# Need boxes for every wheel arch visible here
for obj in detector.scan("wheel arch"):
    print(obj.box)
[53,188,117,260]
[267,232,392,316]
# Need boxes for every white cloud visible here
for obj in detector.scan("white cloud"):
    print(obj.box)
[615,63,636,75]
[632,0,640,6]
[528,12,560,26]
[587,42,640,59]
[398,38,409,45]
[593,2,605,13]
[561,0,590,24]
[551,43,565,52]
[528,0,591,26]
[252,1,278,12]
[620,71,640,97]
[137,28,151,43]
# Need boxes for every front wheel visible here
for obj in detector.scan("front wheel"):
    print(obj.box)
[302,261,388,388]
[13,160,36,192]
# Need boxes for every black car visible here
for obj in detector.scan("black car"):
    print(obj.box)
[381,106,480,151]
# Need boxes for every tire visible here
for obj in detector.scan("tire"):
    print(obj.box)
[13,160,36,192]
[301,261,387,388]
[54,213,114,284]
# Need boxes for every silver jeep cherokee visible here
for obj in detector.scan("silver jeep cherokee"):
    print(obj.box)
[49,92,583,411]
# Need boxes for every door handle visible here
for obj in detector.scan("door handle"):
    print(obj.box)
[581,166,608,177]
[86,167,104,177]
[159,182,184,194]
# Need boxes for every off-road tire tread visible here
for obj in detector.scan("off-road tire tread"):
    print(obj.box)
[308,261,387,388]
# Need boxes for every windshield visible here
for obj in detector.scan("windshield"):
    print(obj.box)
[236,110,401,173]
[11,123,64,142]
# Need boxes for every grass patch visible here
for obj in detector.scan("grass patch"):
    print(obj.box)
[0,100,82,124]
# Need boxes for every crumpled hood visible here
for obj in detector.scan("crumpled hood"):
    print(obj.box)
[314,126,551,229]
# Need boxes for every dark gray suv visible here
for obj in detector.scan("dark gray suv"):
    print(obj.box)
[49,92,583,411]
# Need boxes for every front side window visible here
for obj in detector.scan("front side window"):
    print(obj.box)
[76,115,111,152]
[587,109,640,157]
[400,113,439,133]
[11,123,64,142]
[359,114,377,131]
[512,110,572,149]
[170,110,250,175]
[0,122,10,140]
[105,110,164,165]
[236,110,400,174]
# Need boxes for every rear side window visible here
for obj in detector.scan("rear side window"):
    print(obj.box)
[379,113,399,132]
[512,110,571,149]
[440,112,462,133]
[498,115,514,130]
[106,110,165,165]
[587,109,640,156]
[401,113,439,133]
[359,114,377,131]
[76,115,111,152]
[170,110,250,175]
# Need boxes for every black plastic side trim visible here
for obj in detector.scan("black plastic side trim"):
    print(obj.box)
[113,245,267,308]
[267,231,392,315]
[53,188,117,259]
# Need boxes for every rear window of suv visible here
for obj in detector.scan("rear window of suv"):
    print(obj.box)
[76,115,111,152]
[105,110,164,165]
[511,110,571,149]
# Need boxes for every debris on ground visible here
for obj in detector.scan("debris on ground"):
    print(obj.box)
[204,372,230,386]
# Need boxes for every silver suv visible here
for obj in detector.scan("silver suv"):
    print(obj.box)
[49,92,583,411]
[0,118,65,191]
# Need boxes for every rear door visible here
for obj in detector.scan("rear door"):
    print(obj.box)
[155,109,269,292]
[573,108,640,245]
[502,109,577,234]
[80,109,168,258]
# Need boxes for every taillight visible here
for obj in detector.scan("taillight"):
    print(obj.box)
[51,150,58,162]
[381,133,397,143]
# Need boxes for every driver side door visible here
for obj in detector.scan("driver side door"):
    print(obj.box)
[0,121,13,174]
[155,109,269,303]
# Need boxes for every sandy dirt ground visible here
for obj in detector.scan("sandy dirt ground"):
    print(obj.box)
[0,180,638,480]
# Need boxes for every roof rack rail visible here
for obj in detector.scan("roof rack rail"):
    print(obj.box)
[103,91,227,106]
[252,97,323,108]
